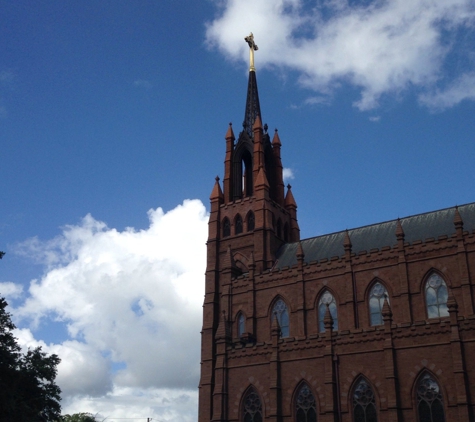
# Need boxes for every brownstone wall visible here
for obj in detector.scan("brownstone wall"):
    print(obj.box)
[199,230,475,421]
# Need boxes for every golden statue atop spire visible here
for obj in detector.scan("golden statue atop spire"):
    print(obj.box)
[245,32,258,72]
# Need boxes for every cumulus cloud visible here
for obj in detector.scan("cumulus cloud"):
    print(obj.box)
[206,0,475,110]
[10,200,208,420]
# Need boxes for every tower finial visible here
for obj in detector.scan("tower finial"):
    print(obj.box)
[244,32,258,72]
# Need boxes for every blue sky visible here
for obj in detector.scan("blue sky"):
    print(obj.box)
[1,0,475,420]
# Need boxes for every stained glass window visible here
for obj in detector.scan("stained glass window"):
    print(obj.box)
[295,384,317,422]
[238,313,245,337]
[272,299,289,338]
[353,378,378,422]
[236,215,243,235]
[247,212,255,232]
[369,282,389,326]
[223,218,231,237]
[425,274,449,318]
[416,373,445,422]
[243,388,262,422]
[318,291,338,332]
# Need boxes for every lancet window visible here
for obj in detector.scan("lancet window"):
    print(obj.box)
[318,291,338,332]
[272,299,289,338]
[223,218,231,238]
[295,384,317,422]
[425,273,449,318]
[237,313,246,337]
[235,214,243,235]
[369,282,389,326]
[247,212,255,232]
[242,388,262,422]
[416,373,445,422]
[353,378,378,422]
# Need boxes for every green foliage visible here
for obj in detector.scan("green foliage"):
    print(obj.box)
[60,413,97,422]
[0,296,62,421]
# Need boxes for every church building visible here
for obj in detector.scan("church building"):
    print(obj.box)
[198,34,475,422]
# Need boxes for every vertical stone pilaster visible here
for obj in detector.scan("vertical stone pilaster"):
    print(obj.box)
[269,315,282,422]
[382,299,400,422]
[447,295,472,420]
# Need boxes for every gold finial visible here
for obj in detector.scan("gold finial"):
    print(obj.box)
[244,32,258,72]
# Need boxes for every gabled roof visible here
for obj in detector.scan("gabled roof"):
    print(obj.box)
[274,202,475,269]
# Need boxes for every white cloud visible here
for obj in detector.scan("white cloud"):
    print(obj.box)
[10,200,209,420]
[0,281,23,300]
[206,0,475,110]
[419,72,475,110]
[283,167,294,183]
[369,116,381,122]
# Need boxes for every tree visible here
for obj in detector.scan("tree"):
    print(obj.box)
[60,413,97,422]
[0,296,61,421]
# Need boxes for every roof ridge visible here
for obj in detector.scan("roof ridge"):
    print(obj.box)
[289,201,475,246]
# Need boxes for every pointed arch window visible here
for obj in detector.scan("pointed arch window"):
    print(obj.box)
[318,291,338,332]
[353,378,378,422]
[416,373,445,422]
[272,299,289,338]
[284,222,289,243]
[247,212,255,232]
[369,282,389,326]
[237,313,246,337]
[425,274,449,318]
[223,218,231,238]
[295,384,317,422]
[242,388,262,422]
[235,215,243,235]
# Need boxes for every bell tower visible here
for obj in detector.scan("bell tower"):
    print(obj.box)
[198,33,299,422]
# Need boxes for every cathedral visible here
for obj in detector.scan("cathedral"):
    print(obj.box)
[198,35,475,422]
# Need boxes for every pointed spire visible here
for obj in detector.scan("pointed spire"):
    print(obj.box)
[272,129,281,147]
[395,218,405,252]
[255,165,270,189]
[284,184,297,208]
[395,218,404,240]
[253,114,262,131]
[225,122,235,141]
[382,296,392,323]
[271,312,281,337]
[243,68,262,139]
[222,245,236,270]
[344,230,352,251]
[323,304,334,332]
[296,242,305,260]
[216,310,230,341]
[210,176,223,202]
[454,206,464,237]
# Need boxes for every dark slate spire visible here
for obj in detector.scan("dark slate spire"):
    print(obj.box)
[243,69,262,138]
[243,33,261,138]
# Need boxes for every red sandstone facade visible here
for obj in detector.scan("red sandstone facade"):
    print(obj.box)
[198,68,475,422]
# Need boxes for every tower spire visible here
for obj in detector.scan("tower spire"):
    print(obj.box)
[243,33,262,139]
